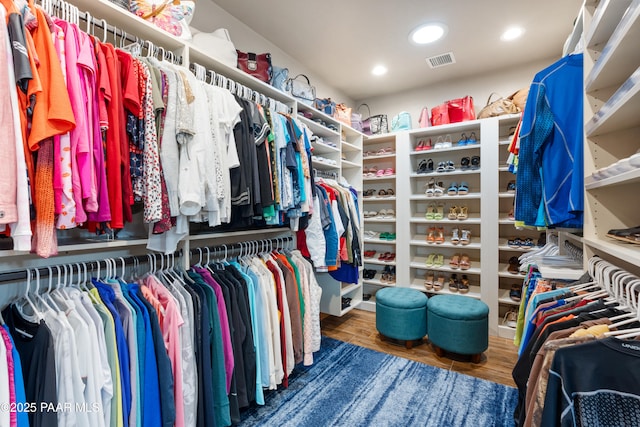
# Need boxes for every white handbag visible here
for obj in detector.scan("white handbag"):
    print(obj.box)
[192,28,238,68]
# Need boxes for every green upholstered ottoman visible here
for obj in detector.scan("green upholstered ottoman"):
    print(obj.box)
[375,287,428,349]
[427,294,489,363]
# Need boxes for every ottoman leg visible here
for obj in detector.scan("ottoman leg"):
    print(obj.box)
[471,353,482,363]
[405,340,413,349]
[379,333,387,342]
[433,345,444,357]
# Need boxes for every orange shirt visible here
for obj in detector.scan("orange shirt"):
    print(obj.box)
[27,5,75,148]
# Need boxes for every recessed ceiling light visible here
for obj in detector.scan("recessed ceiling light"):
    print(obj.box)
[501,27,524,41]
[409,23,447,45]
[371,65,388,76]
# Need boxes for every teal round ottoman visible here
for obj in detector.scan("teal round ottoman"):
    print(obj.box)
[376,287,428,349]
[427,295,489,363]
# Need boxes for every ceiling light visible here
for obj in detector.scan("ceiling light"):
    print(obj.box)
[501,27,524,41]
[409,23,447,45]
[371,65,388,76]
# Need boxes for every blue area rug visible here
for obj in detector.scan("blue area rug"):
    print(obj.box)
[239,337,517,426]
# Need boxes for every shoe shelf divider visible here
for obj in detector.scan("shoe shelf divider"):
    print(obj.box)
[582,0,640,276]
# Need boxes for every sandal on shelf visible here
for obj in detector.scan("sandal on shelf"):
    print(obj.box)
[375,168,385,177]
[459,254,471,270]
[448,206,460,220]
[384,209,396,219]
[447,182,458,195]
[425,253,436,266]
[460,157,471,170]
[376,209,387,218]
[434,254,445,268]
[433,181,445,197]
[384,168,395,176]
[521,237,534,249]
[450,253,460,269]
[451,228,460,244]
[416,138,432,151]
[434,274,446,291]
[434,227,445,244]
[377,189,388,197]
[425,203,436,220]
[417,159,429,174]
[508,237,523,248]
[379,232,389,240]
[509,284,522,302]
[426,227,436,244]
[458,182,469,195]
[508,256,520,274]
[434,203,445,220]
[471,156,480,170]
[425,178,436,197]
[457,206,469,220]
[433,136,445,149]
[458,275,470,293]
[449,274,459,292]
[457,133,468,146]
[460,229,471,245]
[378,252,391,261]
[424,271,435,290]
[386,253,396,262]
[467,132,478,145]
[417,158,435,174]
[445,160,456,172]
[363,189,375,198]
[443,135,453,148]
[503,310,518,327]
[436,161,447,173]
[386,188,395,197]
[364,230,378,239]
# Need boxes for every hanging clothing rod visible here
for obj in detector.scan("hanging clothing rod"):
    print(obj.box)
[189,237,294,260]
[0,251,180,285]
[189,62,290,114]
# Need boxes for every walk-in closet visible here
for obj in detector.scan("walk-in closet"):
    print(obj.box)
[1,0,639,425]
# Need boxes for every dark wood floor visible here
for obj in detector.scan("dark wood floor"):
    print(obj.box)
[321,309,518,387]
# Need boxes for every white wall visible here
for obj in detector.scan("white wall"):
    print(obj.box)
[190,1,355,106]
[355,57,556,128]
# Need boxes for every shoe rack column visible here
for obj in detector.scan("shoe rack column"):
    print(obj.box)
[479,117,500,335]
[395,132,412,288]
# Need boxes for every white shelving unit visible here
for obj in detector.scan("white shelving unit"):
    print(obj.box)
[582,0,640,275]
[358,114,524,336]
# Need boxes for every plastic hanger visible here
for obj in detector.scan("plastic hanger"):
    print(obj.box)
[18,268,43,321]
[42,266,63,312]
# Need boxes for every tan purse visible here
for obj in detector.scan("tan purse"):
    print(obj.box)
[477,93,520,119]
[508,88,529,112]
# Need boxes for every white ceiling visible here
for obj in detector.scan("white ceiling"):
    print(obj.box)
[200,0,582,101]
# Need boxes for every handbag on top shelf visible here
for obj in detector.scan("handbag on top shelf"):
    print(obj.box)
[358,104,388,135]
[286,74,316,105]
[236,51,273,83]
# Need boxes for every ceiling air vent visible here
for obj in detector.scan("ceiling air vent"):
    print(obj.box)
[426,52,456,69]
